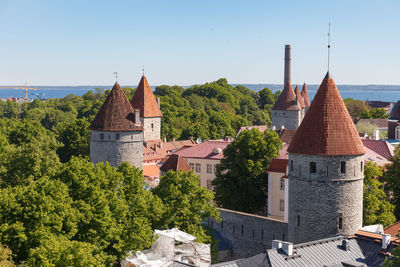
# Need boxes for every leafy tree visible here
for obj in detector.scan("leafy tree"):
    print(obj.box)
[384,146,400,218]
[0,244,14,267]
[258,87,275,110]
[355,122,388,139]
[363,162,396,227]
[344,98,369,122]
[360,107,389,119]
[153,170,220,243]
[213,128,282,213]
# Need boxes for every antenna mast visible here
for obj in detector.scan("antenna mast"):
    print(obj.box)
[327,22,331,72]
[142,65,145,75]
[113,72,118,82]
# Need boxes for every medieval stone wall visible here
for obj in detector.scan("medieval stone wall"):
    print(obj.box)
[209,208,288,260]
[288,153,364,244]
[90,130,143,169]
[271,110,301,130]
[142,117,161,141]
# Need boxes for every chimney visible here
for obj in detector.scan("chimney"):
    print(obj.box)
[271,240,282,249]
[342,239,350,251]
[272,126,276,131]
[157,97,161,108]
[281,241,293,256]
[373,130,380,140]
[134,109,140,124]
[164,136,167,143]
[172,137,175,142]
[281,125,285,130]
[382,234,391,249]
[284,45,291,87]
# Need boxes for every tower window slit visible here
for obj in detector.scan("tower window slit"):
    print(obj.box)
[310,162,316,174]
[340,161,346,174]
[241,225,244,235]
[338,215,343,229]
[297,214,300,227]
[290,160,293,171]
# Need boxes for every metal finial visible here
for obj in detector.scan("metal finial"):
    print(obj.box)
[142,66,145,75]
[327,22,331,72]
[113,72,118,82]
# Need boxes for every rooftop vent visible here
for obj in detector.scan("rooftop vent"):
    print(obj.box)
[271,240,282,249]
[342,239,350,251]
[281,241,293,256]
[281,125,285,130]
[213,147,222,154]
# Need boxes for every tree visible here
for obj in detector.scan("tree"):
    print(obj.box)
[153,170,220,243]
[384,146,400,218]
[344,98,369,122]
[360,107,389,119]
[212,128,282,213]
[0,244,14,267]
[355,122,388,139]
[258,87,275,110]
[363,162,396,227]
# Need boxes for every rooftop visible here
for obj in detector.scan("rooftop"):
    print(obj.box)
[362,139,395,160]
[131,75,163,118]
[301,83,310,108]
[175,140,231,160]
[160,154,191,173]
[272,83,301,111]
[267,159,288,173]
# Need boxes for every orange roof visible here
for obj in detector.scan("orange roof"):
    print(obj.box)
[143,163,161,178]
[89,82,143,131]
[301,83,310,107]
[143,139,196,162]
[160,154,191,172]
[385,221,400,237]
[131,75,163,118]
[288,72,365,156]
[294,85,305,108]
[267,159,288,173]
[272,83,301,111]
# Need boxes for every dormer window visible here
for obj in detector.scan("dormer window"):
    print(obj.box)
[310,162,316,173]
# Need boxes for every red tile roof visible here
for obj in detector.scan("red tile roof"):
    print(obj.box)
[294,85,305,108]
[385,221,400,237]
[301,83,310,108]
[160,154,191,172]
[143,139,195,162]
[272,83,301,111]
[267,159,288,173]
[362,139,394,160]
[275,128,297,144]
[131,75,163,118]
[175,140,231,160]
[143,163,161,178]
[89,82,143,131]
[364,145,391,166]
[288,72,365,156]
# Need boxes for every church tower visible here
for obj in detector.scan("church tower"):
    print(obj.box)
[271,45,303,130]
[131,75,163,141]
[89,82,144,169]
[287,72,365,244]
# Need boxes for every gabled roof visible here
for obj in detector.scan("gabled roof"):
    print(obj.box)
[89,82,143,131]
[294,85,305,108]
[267,159,288,173]
[175,140,231,160]
[301,83,310,107]
[362,139,394,160]
[288,72,365,156]
[131,75,163,118]
[385,221,400,237]
[160,154,191,172]
[272,83,301,111]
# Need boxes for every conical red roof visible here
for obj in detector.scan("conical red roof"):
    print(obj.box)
[272,83,301,111]
[301,83,310,108]
[288,73,365,156]
[131,75,163,118]
[294,85,305,108]
[89,82,143,131]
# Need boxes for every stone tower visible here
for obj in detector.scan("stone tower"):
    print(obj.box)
[301,83,310,112]
[131,75,163,141]
[287,72,365,244]
[388,100,400,140]
[89,82,144,169]
[271,45,308,130]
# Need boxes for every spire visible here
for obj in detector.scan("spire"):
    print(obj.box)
[294,85,305,108]
[131,75,163,118]
[288,73,365,156]
[301,83,310,108]
[272,83,301,111]
[90,82,143,131]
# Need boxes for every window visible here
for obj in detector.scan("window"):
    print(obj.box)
[100,133,104,140]
[338,215,343,229]
[290,160,293,171]
[241,225,244,235]
[116,133,120,140]
[206,180,212,190]
[326,166,329,176]
[189,163,194,170]
[108,135,110,140]
[396,126,400,140]
[280,178,285,190]
[341,161,346,174]
[214,164,217,174]
[261,229,264,239]
[297,214,300,227]
[131,135,133,140]
[310,162,316,173]
[207,164,212,173]
[151,123,154,130]
[279,199,284,211]
[361,161,363,172]
[299,165,302,176]
[195,163,201,173]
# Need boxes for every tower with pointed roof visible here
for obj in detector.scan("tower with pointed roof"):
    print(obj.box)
[271,45,309,130]
[89,82,144,169]
[131,75,163,141]
[287,72,365,244]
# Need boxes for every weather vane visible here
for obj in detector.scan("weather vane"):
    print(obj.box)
[327,22,331,72]
[142,66,145,75]
[113,71,118,81]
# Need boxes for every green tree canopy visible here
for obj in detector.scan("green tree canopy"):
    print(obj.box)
[212,128,282,213]
[384,146,400,219]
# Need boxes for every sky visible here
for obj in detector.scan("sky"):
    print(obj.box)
[0,0,399,86]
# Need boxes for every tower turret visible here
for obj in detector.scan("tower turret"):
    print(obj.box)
[287,72,365,244]
[89,82,144,169]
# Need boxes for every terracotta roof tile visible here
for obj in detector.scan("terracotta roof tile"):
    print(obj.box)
[160,154,191,172]
[294,85,305,108]
[301,83,310,107]
[267,159,288,173]
[131,75,163,118]
[362,139,394,160]
[175,140,231,160]
[272,83,301,111]
[288,72,365,156]
[143,163,161,178]
[89,82,143,131]
[275,128,296,144]
[142,139,195,162]
[385,221,400,237]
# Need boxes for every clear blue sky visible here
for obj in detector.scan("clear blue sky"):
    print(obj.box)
[0,0,399,86]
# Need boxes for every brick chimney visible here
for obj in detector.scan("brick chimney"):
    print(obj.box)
[284,45,291,86]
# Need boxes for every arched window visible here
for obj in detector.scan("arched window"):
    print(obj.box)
[341,161,346,174]
[310,162,316,174]
[396,126,400,140]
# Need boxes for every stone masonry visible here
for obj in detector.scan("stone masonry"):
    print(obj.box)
[271,110,301,130]
[142,117,161,141]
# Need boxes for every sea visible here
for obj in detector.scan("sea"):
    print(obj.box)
[0,84,400,102]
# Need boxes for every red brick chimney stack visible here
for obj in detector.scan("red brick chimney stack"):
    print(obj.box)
[284,45,291,86]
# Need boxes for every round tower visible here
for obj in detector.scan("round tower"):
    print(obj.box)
[388,100,400,140]
[89,82,144,169]
[287,72,365,244]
